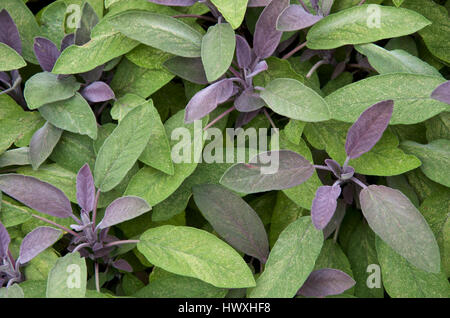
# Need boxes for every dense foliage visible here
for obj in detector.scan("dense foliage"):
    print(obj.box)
[0,0,449,298]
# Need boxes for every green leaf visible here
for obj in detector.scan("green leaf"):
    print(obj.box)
[125,110,208,206]
[38,1,67,46]
[325,73,449,125]
[201,23,236,82]
[420,194,450,277]
[0,147,30,168]
[0,42,26,71]
[210,0,248,29]
[137,225,256,288]
[0,284,24,298]
[347,223,384,298]
[354,43,441,77]
[0,196,32,228]
[304,121,421,176]
[46,253,87,298]
[109,10,203,57]
[138,100,174,175]
[393,0,405,7]
[426,112,450,142]
[126,44,173,70]
[23,73,80,110]
[260,78,330,122]
[134,268,227,298]
[376,237,450,298]
[401,139,450,187]
[20,280,47,298]
[52,32,139,74]
[38,93,98,140]
[307,4,431,49]
[402,0,450,64]
[23,248,59,282]
[249,217,323,298]
[360,185,441,273]
[94,103,152,192]
[0,0,40,63]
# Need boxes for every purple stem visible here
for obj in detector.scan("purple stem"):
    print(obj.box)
[104,240,140,248]
[95,262,100,292]
[358,0,366,5]
[314,165,332,171]
[307,59,327,78]
[298,0,310,12]
[263,108,278,130]
[282,41,308,60]
[203,106,236,131]
[351,177,368,190]
[91,189,101,230]
[228,66,242,79]
[7,249,15,270]
[32,214,80,237]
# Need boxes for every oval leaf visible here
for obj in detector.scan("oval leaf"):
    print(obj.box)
[277,5,322,32]
[76,164,95,213]
[98,196,151,229]
[46,253,87,298]
[29,122,63,170]
[80,81,115,103]
[19,226,61,264]
[311,185,341,230]
[297,268,356,298]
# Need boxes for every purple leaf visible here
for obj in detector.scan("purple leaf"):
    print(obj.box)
[60,34,75,51]
[247,60,268,78]
[185,78,234,123]
[76,164,96,213]
[253,0,289,59]
[80,65,104,84]
[248,0,271,7]
[29,122,63,170]
[81,81,115,102]
[340,166,354,181]
[236,35,252,69]
[297,268,356,298]
[324,159,341,179]
[0,9,22,54]
[112,259,133,272]
[0,71,11,87]
[163,56,208,85]
[345,100,394,159]
[276,5,323,32]
[235,109,261,128]
[97,196,151,229]
[18,227,62,264]
[234,88,265,112]
[0,222,10,259]
[220,150,315,193]
[33,37,60,72]
[311,185,341,230]
[0,174,73,218]
[311,0,320,13]
[193,184,269,263]
[147,0,197,6]
[322,200,346,239]
[431,81,450,105]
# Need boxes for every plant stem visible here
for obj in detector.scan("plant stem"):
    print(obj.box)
[298,0,310,12]
[333,222,341,243]
[7,249,15,270]
[95,262,100,292]
[172,14,217,22]
[104,240,140,248]
[314,165,332,171]
[72,242,90,254]
[203,106,235,131]
[263,108,278,130]
[282,41,307,60]
[306,59,327,78]
[92,189,101,230]
[31,214,80,237]
[358,0,366,5]
[228,66,242,79]
[351,177,368,189]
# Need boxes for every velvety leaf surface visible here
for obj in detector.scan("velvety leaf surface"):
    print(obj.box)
[94,103,152,192]
[0,174,73,218]
[249,217,323,298]
[297,269,355,298]
[80,81,115,103]
[137,225,256,288]
[277,5,322,32]
[325,73,448,125]
[311,185,341,230]
[23,73,80,110]
[46,253,87,298]
[0,42,26,71]
[210,0,248,29]
[109,10,203,57]
[98,196,151,229]
[220,150,315,194]
[0,221,10,259]
[260,78,330,122]
[19,226,61,264]
[163,56,208,85]
[307,4,431,49]
[360,185,441,273]
[401,139,450,187]
[76,164,95,213]
[193,184,269,262]
[33,37,60,72]
[29,122,62,170]
[201,23,235,82]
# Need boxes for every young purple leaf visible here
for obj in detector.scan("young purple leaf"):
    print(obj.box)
[76,164,96,213]
[185,78,234,123]
[276,5,323,32]
[220,150,315,193]
[0,222,10,259]
[81,81,115,103]
[33,37,60,72]
[340,166,355,181]
[147,0,197,5]
[193,184,269,263]
[18,227,62,264]
[345,100,394,159]
[324,159,341,179]
[60,33,75,51]
[322,200,346,239]
[112,259,133,272]
[235,35,252,69]
[311,185,341,230]
[431,81,450,105]
[247,60,268,78]
[234,88,265,112]
[163,57,208,85]
[297,268,356,298]
[0,9,22,54]
[97,196,151,229]
[253,0,289,59]
[0,174,73,218]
